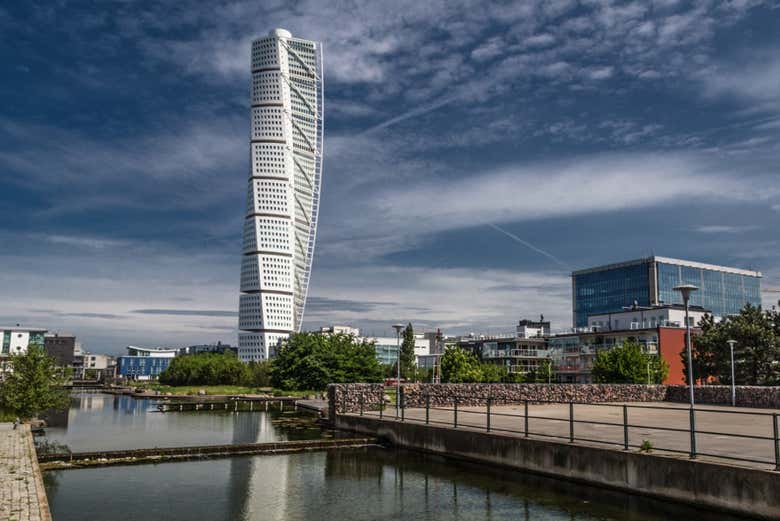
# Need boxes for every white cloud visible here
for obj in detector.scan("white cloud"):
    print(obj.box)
[701,50,780,108]
[523,33,556,48]
[588,66,614,80]
[304,265,572,335]
[692,225,762,234]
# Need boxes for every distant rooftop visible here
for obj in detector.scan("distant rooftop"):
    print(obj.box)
[0,325,47,332]
[571,256,762,278]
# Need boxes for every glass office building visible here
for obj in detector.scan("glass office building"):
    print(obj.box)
[572,256,762,327]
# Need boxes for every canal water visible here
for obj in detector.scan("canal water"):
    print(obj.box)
[43,394,745,521]
[38,392,329,452]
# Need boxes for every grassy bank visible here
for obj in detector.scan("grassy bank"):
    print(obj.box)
[129,382,322,398]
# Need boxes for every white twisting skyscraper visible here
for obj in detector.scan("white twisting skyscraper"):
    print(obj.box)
[238,28,324,361]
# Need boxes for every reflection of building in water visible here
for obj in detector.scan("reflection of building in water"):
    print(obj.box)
[226,411,289,521]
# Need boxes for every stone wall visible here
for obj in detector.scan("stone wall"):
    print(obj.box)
[665,385,780,409]
[328,383,385,418]
[401,383,669,408]
[329,383,780,414]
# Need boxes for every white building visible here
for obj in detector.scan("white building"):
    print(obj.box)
[1,326,47,357]
[1,325,47,376]
[587,304,711,331]
[239,28,325,362]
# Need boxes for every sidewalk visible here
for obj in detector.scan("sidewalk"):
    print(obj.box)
[0,423,52,521]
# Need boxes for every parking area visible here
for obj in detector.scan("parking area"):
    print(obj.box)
[361,401,780,471]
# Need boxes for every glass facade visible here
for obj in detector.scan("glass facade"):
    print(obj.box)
[573,262,651,327]
[117,356,172,379]
[574,258,762,327]
[655,261,762,319]
[374,343,399,366]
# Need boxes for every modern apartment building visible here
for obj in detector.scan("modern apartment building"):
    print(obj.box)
[238,28,325,362]
[571,256,762,327]
[116,346,178,381]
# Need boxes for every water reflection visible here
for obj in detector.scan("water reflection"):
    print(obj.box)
[47,447,746,521]
[40,393,330,452]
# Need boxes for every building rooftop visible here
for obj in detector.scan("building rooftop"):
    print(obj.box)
[571,256,762,278]
[0,325,47,332]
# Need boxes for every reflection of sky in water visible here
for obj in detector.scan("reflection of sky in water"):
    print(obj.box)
[45,448,747,521]
[41,392,322,451]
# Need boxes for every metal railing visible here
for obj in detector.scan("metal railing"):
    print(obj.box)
[353,391,780,470]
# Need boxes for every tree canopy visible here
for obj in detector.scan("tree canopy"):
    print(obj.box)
[689,304,779,386]
[439,347,521,383]
[441,346,483,383]
[271,332,383,390]
[591,340,668,384]
[399,323,416,380]
[0,345,69,419]
[158,352,272,387]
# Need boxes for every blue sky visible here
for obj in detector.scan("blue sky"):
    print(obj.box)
[1,0,779,354]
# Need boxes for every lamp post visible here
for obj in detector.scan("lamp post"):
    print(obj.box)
[392,323,405,419]
[727,339,737,407]
[673,284,698,407]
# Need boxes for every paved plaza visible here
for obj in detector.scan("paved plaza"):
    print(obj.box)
[0,424,51,521]
[363,401,780,471]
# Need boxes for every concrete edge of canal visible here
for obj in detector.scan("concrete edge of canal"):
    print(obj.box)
[0,424,52,521]
[334,415,780,521]
[26,425,53,521]
[38,438,379,470]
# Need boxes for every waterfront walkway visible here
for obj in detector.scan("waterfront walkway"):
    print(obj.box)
[0,423,51,521]
[362,401,780,471]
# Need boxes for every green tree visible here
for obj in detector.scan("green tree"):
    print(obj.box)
[0,345,69,419]
[527,359,554,383]
[399,323,416,380]
[440,347,483,383]
[159,351,249,386]
[592,340,668,384]
[271,332,383,391]
[690,304,779,385]
[479,362,508,383]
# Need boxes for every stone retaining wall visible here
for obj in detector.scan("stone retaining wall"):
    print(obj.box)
[401,383,669,408]
[328,383,385,418]
[329,383,780,414]
[665,385,780,409]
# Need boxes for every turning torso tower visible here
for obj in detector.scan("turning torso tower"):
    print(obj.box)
[238,28,324,362]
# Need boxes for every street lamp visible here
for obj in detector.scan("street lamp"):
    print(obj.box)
[392,323,405,419]
[727,339,737,407]
[674,284,698,407]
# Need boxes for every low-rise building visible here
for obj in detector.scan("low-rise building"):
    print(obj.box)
[587,303,710,331]
[117,346,178,381]
[178,342,238,356]
[44,333,77,367]
[1,325,47,376]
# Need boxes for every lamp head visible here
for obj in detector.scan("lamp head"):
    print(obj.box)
[673,284,699,302]
[392,324,405,334]
[727,339,737,347]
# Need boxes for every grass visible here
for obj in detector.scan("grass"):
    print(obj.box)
[128,382,323,398]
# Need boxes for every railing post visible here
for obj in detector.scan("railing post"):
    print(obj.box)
[524,400,529,437]
[569,402,574,443]
[486,398,492,432]
[425,394,430,425]
[454,397,459,428]
[359,394,364,416]
[400,387,405,422]
[689,407,697,459]
[773,413,780,471]
[622,405,629,450]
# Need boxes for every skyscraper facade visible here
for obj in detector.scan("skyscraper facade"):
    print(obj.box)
[572,256,762,327]
[238,29,324,361]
